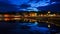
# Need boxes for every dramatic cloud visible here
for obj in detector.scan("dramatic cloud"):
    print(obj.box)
[0,0,59,11]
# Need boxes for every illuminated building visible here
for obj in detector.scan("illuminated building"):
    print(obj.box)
[22,12,29,17]
[40,14,44,17]
[11,14,22,18]
[0,14,3,17]
[12,18,21,20]
[48,11,51,14]
[48,14,56,17]
[24,15,29,17]
[0,18,2,21]
[29,19,37,22]
[4,14,10,17]
[46,21,49,23]
[24,18,29,22]
[29,12,37,17]
[44,14,47,16]
[4,18,10,21]
[14,15,21,18]
[53,14,56,16]
[23,14,29,17]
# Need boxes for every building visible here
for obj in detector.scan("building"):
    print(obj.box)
[29,12,37,17]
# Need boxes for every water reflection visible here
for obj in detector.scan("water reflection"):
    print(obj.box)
[9,17,48,23]
[0,22,50,34]
[0,20,60,34]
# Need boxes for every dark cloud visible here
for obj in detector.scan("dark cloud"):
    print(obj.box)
[20,4,31,9]
[0,2,19,12]
[0,0,60,12]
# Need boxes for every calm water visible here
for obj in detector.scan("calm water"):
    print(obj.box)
[0,22,60,34]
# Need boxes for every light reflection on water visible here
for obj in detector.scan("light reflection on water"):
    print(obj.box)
[13,23,50,34]
[0,21,60,34]
[0,22,51,34]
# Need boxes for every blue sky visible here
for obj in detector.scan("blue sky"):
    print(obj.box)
[0,0,60,12]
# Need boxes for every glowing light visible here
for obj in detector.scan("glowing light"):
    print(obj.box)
[14,15,21,18]
[34,22,38,25]
[13,18,21,20]
[40,14,43,16]
[44,15,46,16]
[0,14,3,17]
[4,18,10,21]
[29,13,37,17]
[53,14,56,16]
[48,11,51,14]
[4,14,10,17]
[46,21,49,23]
[49,15,54,16]
[49,14,56,16]
[48,24,50,28]
[0,18,2,20]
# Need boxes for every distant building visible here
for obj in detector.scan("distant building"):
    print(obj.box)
[29,12,37,17]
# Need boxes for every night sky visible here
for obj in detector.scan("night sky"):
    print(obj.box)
[0,0,60,12]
